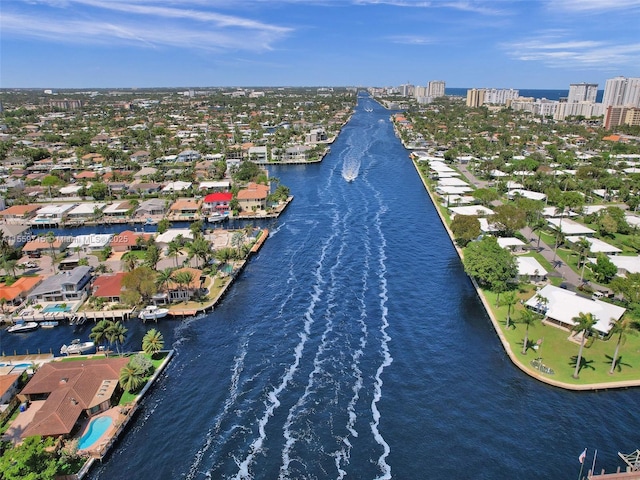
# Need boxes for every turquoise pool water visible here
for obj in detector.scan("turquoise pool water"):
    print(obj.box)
[78,416,113,450]
[42,304,71,313]
[0,363,32,368]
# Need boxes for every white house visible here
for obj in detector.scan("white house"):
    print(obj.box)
[515,256,548,282]
[524,284,625,335]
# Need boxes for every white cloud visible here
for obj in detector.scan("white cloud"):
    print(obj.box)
[505,32,640,69]
[2,1,292,50]
[387,35,436,45]
[550,0,640,12]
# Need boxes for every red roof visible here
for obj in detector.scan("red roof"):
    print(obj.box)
[92,272,126,299]
[204,192,233,203]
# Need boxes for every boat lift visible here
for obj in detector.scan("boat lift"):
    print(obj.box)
[618,450,640,471]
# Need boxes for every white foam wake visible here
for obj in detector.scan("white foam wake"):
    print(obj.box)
[368,183,393,480]
[232,207,342,480]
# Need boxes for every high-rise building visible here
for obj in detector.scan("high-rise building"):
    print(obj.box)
[427,80,446,98]
[604,106,640,129]
[568,83,598,103]
[466,88,485,108]
[602,77,640,107]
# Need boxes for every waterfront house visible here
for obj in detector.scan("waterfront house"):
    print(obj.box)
[524,284,625,336]
[203,192,233,213]
[91,272,126,303]
[237,183,269,212]
[135,199,167,218]
[158,267,203,302]
[27,266,93,303]
[0,204,40,225]
[0,275,43,307]
[31,204,77,227]
[281,145,313,162]
[102,201,134,219]
[66,202,106,223]
[169,199,201,219]
[155,229,193,250]
[0,224,32,247]
[0,374,21,409]
[19,358,129,439]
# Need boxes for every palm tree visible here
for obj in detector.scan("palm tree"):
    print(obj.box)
[45,231,57,273]
[121,251,139,272]
[571,312,598,379]
[118,363,146,393]
[142,328,165,358]
[607,316,638,374]
[186,236,210,268]
[144,244,161,271]
[172,270,195,301]
[106,321,128,356]
[574,237,591,283]
[500,291,518,329]
[155,267,174,293]
[519,308,540,355]
[167,240,182,268]
[89,320,111,355]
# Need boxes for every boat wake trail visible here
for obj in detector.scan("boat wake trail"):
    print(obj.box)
[231,207,343,480]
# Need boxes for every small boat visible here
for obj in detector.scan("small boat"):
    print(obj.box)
[207,212,228,223]
[41,321,59,328]
[7,321,39,333]
[145,217,157,225]
[138,305,170,321]
[60,339,95,355]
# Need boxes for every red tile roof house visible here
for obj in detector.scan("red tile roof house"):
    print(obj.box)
[0,374,22,407]
[202,192,233,213]
[19,357,129,439]
[91,272,126,303]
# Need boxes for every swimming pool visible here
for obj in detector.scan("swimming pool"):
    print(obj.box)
[78,416,113,450]
[0,363,32,369]
[42,304,71,313]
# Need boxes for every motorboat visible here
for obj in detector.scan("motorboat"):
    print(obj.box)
[60,339,95,355]
[207,212,228,223]
[40,321,59,328]
[7,320,39,333]
[138,305,170,321]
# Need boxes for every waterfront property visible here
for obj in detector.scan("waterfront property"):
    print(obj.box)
[16,357,129,439]
[27,266,93,303]
[525,280,625,336]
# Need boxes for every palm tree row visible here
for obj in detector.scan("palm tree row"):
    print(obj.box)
[89,319,129,356]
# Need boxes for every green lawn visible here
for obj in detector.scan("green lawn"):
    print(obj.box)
[484,289,640,385]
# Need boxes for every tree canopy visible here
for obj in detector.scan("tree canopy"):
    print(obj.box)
[463,236,518,291]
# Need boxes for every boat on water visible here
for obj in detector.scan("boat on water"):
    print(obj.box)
[138,305,170,321]
[7,320,39,333]
[207,212,228,223]
[41,321,59,328]
[60,339,95,355]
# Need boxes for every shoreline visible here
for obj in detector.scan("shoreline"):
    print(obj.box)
[409,156,640,392]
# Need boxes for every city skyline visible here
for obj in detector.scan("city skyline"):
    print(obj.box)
[1,0,640,89]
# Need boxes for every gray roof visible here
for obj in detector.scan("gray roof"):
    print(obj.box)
[28,266,92,297]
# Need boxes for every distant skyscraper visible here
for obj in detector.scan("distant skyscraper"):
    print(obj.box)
[466,88,485,108]
[602,76,640,107]
[427,80,446,98]
[568,83,598,103]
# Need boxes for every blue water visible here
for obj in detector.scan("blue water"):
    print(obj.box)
[79,416,113,450]
[2,94,638,479]
[42,304,71,313]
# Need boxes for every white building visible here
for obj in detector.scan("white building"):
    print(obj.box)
[568,83,598,103]
[602,76,640,108]
[525,285,625,335]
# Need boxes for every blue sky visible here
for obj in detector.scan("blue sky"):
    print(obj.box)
[1,0,640,89]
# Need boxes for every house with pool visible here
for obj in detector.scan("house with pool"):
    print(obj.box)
[18,357,129,440]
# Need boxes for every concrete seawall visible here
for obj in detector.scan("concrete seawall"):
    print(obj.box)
[409,157,640,392]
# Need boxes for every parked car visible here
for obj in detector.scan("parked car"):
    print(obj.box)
[22,261,38,269]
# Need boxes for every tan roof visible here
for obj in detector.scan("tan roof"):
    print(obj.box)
[169,199,201,212]
[0,204,41,217]
[237,182,269,201]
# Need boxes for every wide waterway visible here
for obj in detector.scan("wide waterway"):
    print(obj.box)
[3,94,639,479]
